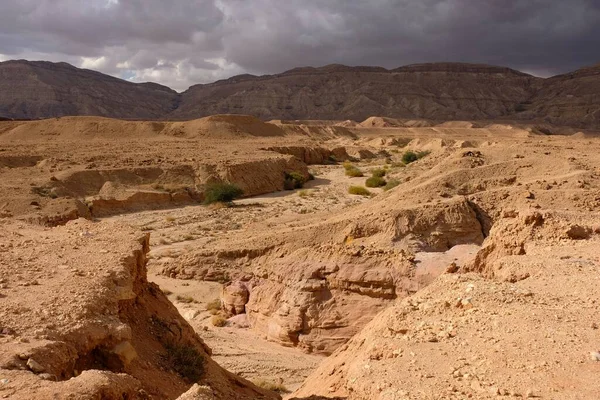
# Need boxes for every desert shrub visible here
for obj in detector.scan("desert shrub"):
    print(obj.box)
[284,171,307,190]
[344,164,364,177]
[402,150,430,164]
[211,315,227,327]
[176,295,195,304]
[384,179,401,191]
[365,176,387,188]
[370,168,386,178]
[164,342,205,382]
[203,182,243,204]
[348,186,371,196]
[298,189,311,197]
[251,379,290,393]
[206,299,221,312]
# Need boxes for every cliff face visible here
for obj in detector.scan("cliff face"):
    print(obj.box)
[0,60,178,120]
[0,60,599,128]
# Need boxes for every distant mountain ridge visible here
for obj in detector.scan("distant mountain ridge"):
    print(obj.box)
[0,59,599,128]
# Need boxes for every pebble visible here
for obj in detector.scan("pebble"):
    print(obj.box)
[590,351,600,361]
[39,373,56,381]
[26,358,45,373]
[0,379,8,384]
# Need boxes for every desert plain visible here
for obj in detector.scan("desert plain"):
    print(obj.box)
[0,114,599,400]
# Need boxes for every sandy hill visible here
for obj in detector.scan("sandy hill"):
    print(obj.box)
[0,115,285,141]
[1,60,600,128]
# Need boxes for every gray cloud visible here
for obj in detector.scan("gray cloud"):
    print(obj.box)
[0,0,599,91]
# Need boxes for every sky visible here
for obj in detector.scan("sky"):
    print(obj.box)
[0,0,599,91]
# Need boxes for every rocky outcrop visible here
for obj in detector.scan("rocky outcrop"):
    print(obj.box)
[34,154,309,218]
[164,196,484,354]
[215,156,310,197]
[221,281,250,316]
[292,210,600,400]
[0,219,279,399]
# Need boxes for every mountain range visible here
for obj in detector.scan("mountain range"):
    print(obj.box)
[0,59,599,128]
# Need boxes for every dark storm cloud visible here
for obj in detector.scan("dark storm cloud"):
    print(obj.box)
[0,0,598,90]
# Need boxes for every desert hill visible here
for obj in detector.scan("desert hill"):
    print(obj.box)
[0,60,178,120]
[173,63,540,122]
[1,60,600,128]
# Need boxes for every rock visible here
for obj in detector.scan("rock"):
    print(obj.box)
[112,341,138,367]
[175,384,215,400]
[39,373,57,381]
[183,309,200,321]
[566,225,591,240]
[446,262,459,273]
[26,358,45,373]
[523,191,535,199]
[221,281,250,316]
[590,351,600,361]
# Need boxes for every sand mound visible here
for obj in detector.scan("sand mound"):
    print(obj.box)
[0,117,166,141]
[436,120,482,128]
[360,116,403,128]
[334,119,361,127]
[0,115,285,141]
[162,114,285,138]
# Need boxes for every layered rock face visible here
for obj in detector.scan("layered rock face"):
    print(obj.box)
[2,60,600,128]
[0,219,278,399]
[174,63,539,122]
[519,63,600,128]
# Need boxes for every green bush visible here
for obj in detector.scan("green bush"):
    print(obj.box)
[365,176,387,188]
[284,171,307,190]
[402,150,430,164]
[344,163,364,177]
[164,342,205,382]
[384,179,401,191]
[371,168,386,178]
[203,182,243,204]
[348,186,371,196]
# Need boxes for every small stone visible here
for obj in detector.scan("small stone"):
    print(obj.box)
[0,379,8,384]
[446,262,459,273]
[460,298,474,309]
[26,358,45,373]
[39,373,56,381]
[523,191,535,199]
[590,351,600,361]
[112,341,138,367]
